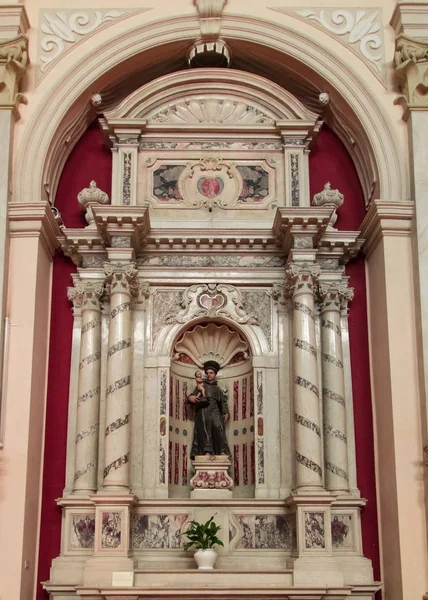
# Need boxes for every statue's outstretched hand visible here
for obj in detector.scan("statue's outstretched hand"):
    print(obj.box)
[188,395,199,404]
[223,413,230,423]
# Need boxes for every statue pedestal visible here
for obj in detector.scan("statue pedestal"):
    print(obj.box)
[190,455,233,498]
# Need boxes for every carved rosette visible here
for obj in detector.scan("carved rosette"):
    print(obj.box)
[68,281,104,493]
[319,282,354,492]
[103,263,138,490]
[285,263,323,491]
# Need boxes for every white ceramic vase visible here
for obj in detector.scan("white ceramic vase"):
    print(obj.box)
[194,548,218,570]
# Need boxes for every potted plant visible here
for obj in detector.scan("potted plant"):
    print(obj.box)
[181,515,224,569]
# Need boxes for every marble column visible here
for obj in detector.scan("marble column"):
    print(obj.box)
[103,263,137,490]
[68,281,103,493]
[319,281,353,493]
[286,262,323,491]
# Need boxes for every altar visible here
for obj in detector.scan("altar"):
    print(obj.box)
[43,66,378,600]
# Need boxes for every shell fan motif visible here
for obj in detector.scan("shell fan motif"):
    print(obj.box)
[173,323,249,368]
[146,99,275,125]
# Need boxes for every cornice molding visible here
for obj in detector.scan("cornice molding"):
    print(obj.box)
[9,201,62,257]
[0,4,29,39]
[391,1,428,38]
[360,200,414,258]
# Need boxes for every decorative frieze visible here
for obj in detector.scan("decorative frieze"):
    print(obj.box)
[138,254,285,268]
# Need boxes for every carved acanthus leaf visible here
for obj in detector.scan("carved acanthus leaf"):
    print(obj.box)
[284,263,320,298]
[319,282,354,312]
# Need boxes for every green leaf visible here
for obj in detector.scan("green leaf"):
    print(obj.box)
[180,515,223,551]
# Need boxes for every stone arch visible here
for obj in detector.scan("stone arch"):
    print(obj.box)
[14,14,408,208]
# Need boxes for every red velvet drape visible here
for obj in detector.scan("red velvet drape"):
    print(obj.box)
[36,123,379,599]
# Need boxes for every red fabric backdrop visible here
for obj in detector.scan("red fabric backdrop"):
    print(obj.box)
[36,122,379,599]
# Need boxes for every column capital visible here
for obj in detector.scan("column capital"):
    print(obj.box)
[104,262,138,296]
[0,34,28,119]
[285,262,320,297]
[319,281,354,313]
[394,34,428,115]
[67,280,104,312]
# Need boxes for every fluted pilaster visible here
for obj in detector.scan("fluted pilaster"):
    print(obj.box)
[286,262,323,491]
[68,281,103,493]
[319,282,354,492]
[102,263,137,490]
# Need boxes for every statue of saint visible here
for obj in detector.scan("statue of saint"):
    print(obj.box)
[187,360,231,459]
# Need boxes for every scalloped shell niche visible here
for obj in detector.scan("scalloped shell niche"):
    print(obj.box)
[173,323,249,367]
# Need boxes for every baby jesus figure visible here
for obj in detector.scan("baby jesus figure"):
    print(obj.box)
[194,370,206,400]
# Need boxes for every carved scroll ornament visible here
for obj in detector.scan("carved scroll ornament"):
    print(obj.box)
[165,283,259,326]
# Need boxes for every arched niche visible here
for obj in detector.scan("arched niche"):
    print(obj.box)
[15,14,408,209]
[168,321,255,499]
